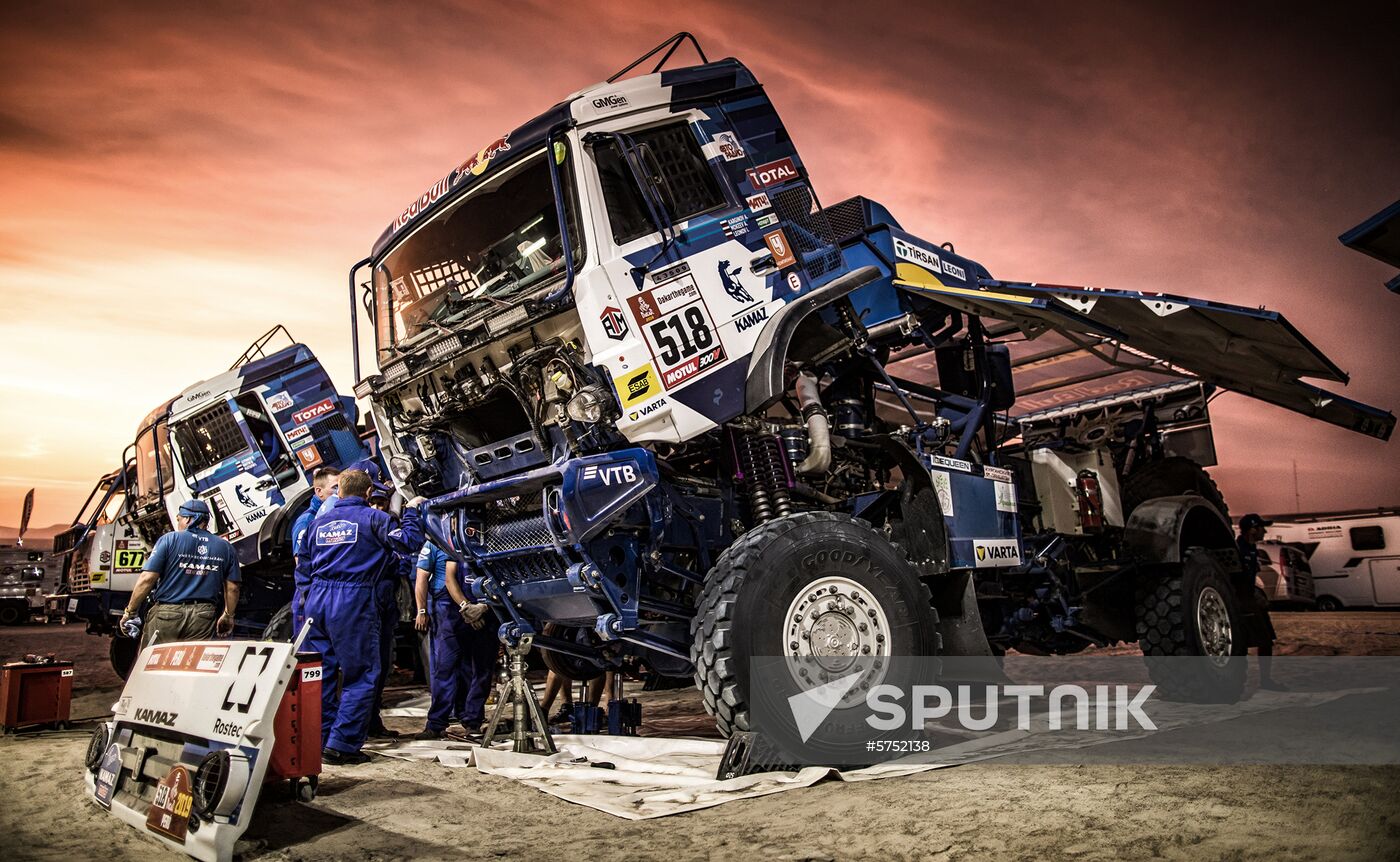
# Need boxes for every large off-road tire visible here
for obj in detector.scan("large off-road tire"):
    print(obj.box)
[1122,456,1229,521]
[691,511,940,738]
[261,602,293,642]
[110,635,139,680]
[1136,549,1247,702]
[540,623,606,682]
[0,601,25,626]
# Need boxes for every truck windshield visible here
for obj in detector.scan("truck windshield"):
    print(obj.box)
[134,409,174,502]
[373,144,581,357]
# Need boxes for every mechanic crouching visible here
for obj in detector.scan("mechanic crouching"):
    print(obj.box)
[305,469,426,765]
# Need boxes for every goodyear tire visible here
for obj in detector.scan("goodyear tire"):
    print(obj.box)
[1136,548,1247,702]
[1123,456,1229,521]
[109,634,138,680]
[691,512,940,738]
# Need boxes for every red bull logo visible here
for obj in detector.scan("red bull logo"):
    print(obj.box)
[453,134,512,185]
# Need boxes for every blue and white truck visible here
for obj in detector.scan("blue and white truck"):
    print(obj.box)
[347,35,1394,733]
[60,327,370,675]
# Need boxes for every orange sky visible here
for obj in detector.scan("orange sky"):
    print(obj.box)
[2,0,1398,529]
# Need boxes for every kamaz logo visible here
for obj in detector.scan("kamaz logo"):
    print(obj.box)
[735,307,768,333]
[135,707,178,727]
[212,717,244,738]
[581,463,639,486]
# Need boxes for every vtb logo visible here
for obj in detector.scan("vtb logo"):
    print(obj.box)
[581,463,639,486]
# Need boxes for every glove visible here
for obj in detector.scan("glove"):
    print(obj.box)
[407,496,428,509]
[459,602,488,630]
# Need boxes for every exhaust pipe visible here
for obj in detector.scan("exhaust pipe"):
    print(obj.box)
[795,372,831,475]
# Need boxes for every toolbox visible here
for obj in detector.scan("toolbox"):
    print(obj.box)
[1,656,74,732]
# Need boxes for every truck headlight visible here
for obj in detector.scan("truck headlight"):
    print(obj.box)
[85,724,110,773]
[565,385,611,424]
[192,749,251,818]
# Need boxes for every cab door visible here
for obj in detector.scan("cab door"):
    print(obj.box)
[575,113,792,442]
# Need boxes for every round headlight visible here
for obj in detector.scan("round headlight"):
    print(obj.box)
[565,385,611,424]
[389,454,414,484]
[192,749,251,818]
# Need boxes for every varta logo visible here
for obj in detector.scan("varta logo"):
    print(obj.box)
[735,307,768,333]
[135,707,178,727]
[581,463,639,487]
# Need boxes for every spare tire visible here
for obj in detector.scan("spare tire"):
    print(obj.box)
[539,623,606,682]
[1123,456,1229,521]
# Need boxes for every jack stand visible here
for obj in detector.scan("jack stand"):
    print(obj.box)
[606,671,641,736]
[481,635,555,754]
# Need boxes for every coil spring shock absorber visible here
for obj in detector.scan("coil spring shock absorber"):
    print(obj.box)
[739,433,794,523]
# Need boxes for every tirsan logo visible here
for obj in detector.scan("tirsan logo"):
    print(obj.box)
[735,306,768,333]
[135,707,178,728]
[973,539,1022,567]
[592,94,629,110]
[212,717,244,738]
[746,157,799,188]
[892,237,942,272]
[581,463,639,487]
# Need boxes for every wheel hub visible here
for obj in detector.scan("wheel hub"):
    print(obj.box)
[784,576,892,703]
[1196,585,1233,664]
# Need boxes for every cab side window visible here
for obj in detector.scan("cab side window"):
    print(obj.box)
[1350,526,1385,551]
[594,123,726,245]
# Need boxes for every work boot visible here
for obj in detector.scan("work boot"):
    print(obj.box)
[410,727,446,741]
[550,704,574,725]
[367,723,400,739]
[322,747,372,766]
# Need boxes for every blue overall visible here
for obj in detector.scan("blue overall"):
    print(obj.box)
[369,550,412,728]
[419,543,498,731]
[305,497,424,753]
[290,495,323,639]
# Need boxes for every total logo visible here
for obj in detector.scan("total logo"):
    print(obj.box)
[746,157,799,189]
[581,462,639,487]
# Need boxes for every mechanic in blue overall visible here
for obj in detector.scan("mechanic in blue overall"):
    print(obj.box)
[364,481,408,739]
[317,457,381,517]
[291,466,340,638]
[411,539,494,739]
[119,499,240,648]
[305,469,426,765]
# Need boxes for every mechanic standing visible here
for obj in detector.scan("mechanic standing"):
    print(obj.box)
[1237,513,1285,690]
[120,499,239,647]
[364,481,406,739]
[306,469,426,764]
[291,466,340,637]
[412,539,493,739]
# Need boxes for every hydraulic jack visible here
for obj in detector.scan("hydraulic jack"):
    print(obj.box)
[482,634,555,754]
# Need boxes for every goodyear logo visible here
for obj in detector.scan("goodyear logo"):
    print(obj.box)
[614,363,659,408]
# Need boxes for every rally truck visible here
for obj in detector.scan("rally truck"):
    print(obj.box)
[346,34,1394,734]
[63,327,370,676]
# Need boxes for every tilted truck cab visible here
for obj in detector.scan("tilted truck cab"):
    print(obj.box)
[350,35,1394,735]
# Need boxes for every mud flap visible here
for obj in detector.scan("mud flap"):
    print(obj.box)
[932,573,1011,683]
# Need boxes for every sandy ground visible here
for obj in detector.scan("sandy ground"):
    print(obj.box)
[2,614,1398,861]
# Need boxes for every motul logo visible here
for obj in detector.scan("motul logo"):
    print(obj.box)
[746,157,799,188]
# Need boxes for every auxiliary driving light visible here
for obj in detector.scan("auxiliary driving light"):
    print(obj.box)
[565,385,611,424]
[85,724,110,773]
[192,749,251,819]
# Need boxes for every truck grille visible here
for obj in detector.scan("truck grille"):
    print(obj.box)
[481,511,554,553]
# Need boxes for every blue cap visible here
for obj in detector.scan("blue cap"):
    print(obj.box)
[178,499,211,518]
[368,481,391,499]
[347,459,383,482]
